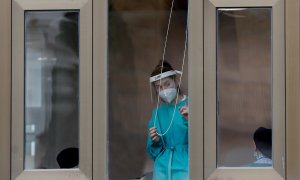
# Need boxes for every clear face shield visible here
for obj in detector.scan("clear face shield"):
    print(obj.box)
[149,70,182,104]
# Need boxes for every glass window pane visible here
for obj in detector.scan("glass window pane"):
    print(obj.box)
[25,11,79,169]
[217,8,272,167]
[108,1,189,179]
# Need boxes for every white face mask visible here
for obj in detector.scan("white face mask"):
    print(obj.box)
[159,88,177,103]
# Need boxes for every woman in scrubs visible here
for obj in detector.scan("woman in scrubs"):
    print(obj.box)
[146,60,189,180]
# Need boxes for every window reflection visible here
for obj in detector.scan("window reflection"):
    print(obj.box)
[217,8,272,167]
[25,11,79,169]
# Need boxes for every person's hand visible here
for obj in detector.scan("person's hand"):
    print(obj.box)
[149,127,160,142]
[179,106,189,120]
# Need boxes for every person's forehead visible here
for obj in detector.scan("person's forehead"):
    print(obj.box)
[154,77,173,86]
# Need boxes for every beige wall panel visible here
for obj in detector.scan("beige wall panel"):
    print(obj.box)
[93,0,108,179]
[209,0,279,7]
[14,0,88,9]
[0,0,11,179]
[79,1,93,178]
[204,0,217,178]
[272,0,285,176]
[11,1,25,178]
[189,0,204,179]
[207,168,283,180]
[16,170,89,180]
[286,0,300,180]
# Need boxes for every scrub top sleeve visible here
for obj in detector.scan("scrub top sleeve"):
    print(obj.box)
[146,134,163,160]
[146,110,164,160]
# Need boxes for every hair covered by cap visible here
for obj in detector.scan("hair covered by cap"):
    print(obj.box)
[151,60,174,77]
[253,127,272,159]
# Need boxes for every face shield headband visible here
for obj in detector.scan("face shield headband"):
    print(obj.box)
[149,70,182,83]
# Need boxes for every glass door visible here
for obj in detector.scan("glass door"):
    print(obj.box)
[11,0,92,179]
[203,0,285,179]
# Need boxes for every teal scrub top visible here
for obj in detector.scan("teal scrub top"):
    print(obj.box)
[146,97,189,180]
